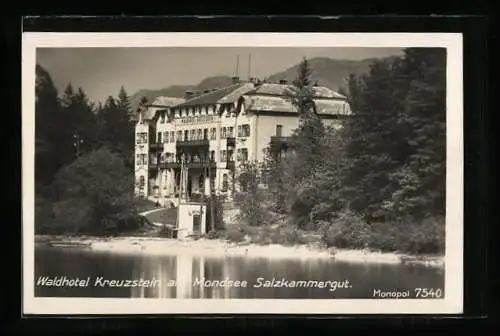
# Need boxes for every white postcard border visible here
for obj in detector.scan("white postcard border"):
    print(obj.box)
[22,32,463,315]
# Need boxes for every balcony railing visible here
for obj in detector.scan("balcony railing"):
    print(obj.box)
[159,160,217,169]
[269,136,292,152]
[149,142,164,150]
[270,136,292,144]
[176,139,209,148]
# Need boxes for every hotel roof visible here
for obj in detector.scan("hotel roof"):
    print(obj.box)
[243,83,350,116]
[150,96,186,107]
[243,95,351,116]
[142,96,186,120]
[176,83,255,108]
[140,81,350,120]
[246,83,347,99]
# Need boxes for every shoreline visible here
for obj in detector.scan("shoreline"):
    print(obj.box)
[34,234,444,268]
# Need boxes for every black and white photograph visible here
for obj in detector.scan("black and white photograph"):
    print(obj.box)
[22,33,463,314]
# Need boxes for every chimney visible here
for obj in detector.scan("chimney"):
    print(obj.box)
[279,79,288,85]
[232,76,240,84]
[185,90,194,100]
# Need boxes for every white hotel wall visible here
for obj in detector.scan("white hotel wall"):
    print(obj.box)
[134,122,151,197]
[255,114,299,162]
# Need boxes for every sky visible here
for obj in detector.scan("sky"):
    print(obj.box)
[37,47,403,104]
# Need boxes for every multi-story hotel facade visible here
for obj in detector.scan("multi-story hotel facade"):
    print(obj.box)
[134,77,352,203]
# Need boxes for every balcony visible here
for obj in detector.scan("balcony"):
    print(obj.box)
[159,160,217,170]
[176,139,209,148]
[187,161,217,169]
[149,142,164,151]
[269,136,292,153]
[159,161,180,169]
[226,137,236,147]
[270,136,292,145]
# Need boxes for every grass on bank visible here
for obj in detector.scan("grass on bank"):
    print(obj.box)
[133,198,161,213]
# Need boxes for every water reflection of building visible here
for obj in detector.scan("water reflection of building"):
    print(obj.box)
[130,256,176,298]
[129,254,246,299]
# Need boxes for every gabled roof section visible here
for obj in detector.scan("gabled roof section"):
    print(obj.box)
[246,83,347,99]
[150,96,186,107]
[217,83,255,104]
[243,96,351,116]
[176,83,255,107]
[141,96,186,120]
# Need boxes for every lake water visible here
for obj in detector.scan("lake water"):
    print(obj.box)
[34,246,445,299]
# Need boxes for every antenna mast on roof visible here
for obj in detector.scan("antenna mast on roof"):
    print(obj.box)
[234,55,239,77]
[247,54,252,80]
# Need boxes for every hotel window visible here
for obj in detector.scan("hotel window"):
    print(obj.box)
[210,150,215,162]
[221,127,227,139]
[136,132,148,144]
[210,128,216,140]
[157,132,162,143]
[190,129,196,140]
[136,154,147,165]
[238,148,248,161]
[242,124,250,137]
[203,128,208,140]
[221,150,227,162]
[228,127,234,138]
[222,174,228,192]
[227,149,234,162]
[159,112,165,123]
[184,130,189,141]
[276,125,283,137]
[177,130,182,142]
[205,106,209,114]
[170,131,175,143]
[197,129,202,140]
[163,132,169,143]
[237,125,242,137]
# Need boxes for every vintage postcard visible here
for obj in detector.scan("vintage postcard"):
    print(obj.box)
[22,32,463,315]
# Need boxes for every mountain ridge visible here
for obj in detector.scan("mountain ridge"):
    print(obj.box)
[129,56,392,113]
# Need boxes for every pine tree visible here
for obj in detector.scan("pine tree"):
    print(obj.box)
[342,58,410,221]
[117,86,131,115]
[60,85,99,159]
[97,91,134,169]
[35,65,65,185]
[341,48,446,222]
[61,83,75,108]
[279,58,327,227]
[388,48,446,218]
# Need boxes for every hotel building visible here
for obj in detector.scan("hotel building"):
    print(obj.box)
[134,77,352,204]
